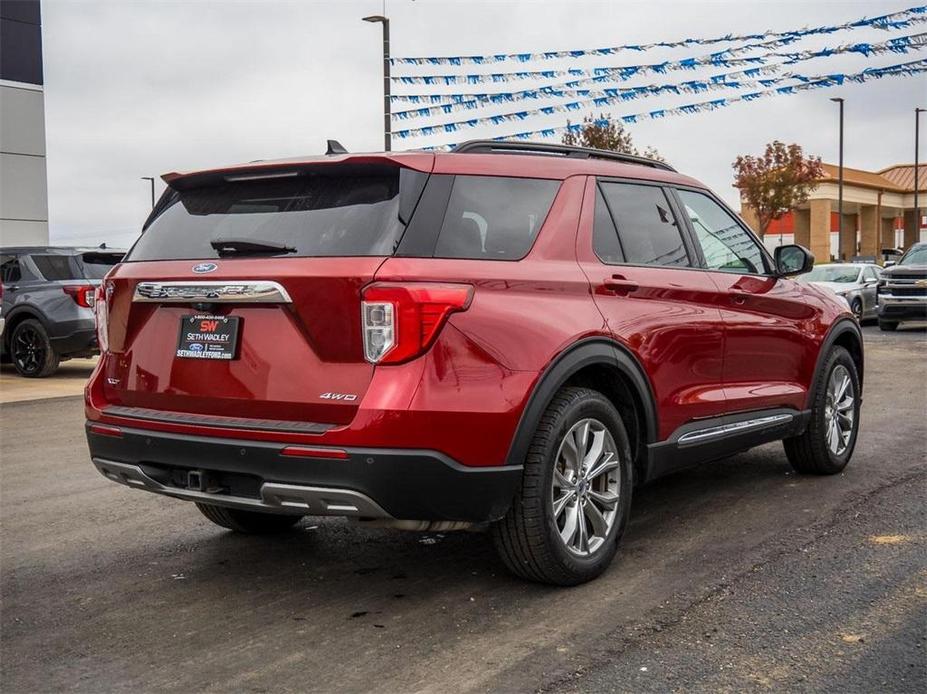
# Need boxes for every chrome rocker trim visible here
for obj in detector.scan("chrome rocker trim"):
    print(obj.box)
[92,458,392,518]
[133,280,292,303]
[677,413,794,447]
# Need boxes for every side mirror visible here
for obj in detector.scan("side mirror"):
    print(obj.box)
[884,260,896,268]
[774,244,814,277]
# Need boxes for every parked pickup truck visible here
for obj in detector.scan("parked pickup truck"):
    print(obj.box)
[878,242,927,331]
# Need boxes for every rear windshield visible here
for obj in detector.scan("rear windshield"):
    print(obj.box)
[79,252,123,278]
[127,165,412,261]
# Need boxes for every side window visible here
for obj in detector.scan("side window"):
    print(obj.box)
[1,255,22,283]
[863,266,879,281]
[599,182,689,267]
[677,190,767,274]
[593,186,623,264]
[30,254,79,280]
[433,176,559,260]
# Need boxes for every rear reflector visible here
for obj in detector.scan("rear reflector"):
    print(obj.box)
[89,424,123,438]
[280,446,349,459]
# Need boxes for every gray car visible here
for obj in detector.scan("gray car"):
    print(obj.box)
[1,247,124,377]
[798,263,882,322]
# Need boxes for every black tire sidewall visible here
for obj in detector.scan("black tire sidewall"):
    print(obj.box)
[539,393,633,579]
[11,319,57,378]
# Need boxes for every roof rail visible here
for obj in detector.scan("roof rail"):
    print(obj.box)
[450,139,675,172]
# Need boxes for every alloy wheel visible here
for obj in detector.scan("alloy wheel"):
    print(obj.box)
[13,324,46,376]
[551,418,621,556]
[824,364,855,456]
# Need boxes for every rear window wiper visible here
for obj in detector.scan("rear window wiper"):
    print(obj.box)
[209,238,297,256]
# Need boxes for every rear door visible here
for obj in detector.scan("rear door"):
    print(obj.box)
[674,187,815,413]
[99,159,431,426]
[577,177,727,440]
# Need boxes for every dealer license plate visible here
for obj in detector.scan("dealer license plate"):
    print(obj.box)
[176,314,240,360]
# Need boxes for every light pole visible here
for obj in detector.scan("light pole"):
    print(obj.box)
[915,108,925,247]
[830,97,845,259]
[141,176,155,208]
[363,15,391,151]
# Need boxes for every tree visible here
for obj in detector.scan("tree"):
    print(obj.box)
[562,113,664,162]
[733,141,824,236]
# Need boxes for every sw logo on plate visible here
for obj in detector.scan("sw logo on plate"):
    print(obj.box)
[192,263,218,274]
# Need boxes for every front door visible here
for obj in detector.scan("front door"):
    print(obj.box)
[674,188,815,414]
[576,178,727,441]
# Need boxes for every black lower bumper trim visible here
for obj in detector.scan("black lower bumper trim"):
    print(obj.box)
[878,305,927,321]
[86,423,521,522]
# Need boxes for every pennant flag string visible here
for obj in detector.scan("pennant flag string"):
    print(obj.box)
[395,58,927,143]
[391,31,927,86]
[391,33,927,120]
[390,65,784,105]
[392,66,780,118]
[391,5,927,66]
[392,35,804,85]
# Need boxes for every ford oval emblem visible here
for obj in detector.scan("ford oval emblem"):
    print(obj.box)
[192,262,218,274]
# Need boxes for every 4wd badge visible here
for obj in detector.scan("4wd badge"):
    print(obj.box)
[319,392,357,401]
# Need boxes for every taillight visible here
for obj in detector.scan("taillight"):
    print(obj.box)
[94,285,109,352]
[361,283,473,364]
[63,285,95,308]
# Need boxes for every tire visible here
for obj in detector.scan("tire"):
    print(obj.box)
[850,299,863,322]
[195,502,303,534]
[878,319,898,332]
[783,346,860,475]
[492,387,633,586]
[10,319,59,378]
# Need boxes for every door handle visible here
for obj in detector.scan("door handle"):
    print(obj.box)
[602,275,639,295]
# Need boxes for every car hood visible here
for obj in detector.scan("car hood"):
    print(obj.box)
[808,281,857,294]
[883,263,927,277]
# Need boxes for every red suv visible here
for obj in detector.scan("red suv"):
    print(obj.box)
[85,141,863,585]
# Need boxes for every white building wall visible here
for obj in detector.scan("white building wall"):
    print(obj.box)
[0,80,49,246]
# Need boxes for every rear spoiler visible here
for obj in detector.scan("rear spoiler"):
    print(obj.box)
[143,153,434,231]
[161,153,434,192]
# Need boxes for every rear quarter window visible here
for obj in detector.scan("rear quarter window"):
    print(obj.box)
[432,176,559,260]
[30,254,80,280]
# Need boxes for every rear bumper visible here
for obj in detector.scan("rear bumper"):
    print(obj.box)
[86,423,521,522]
[50,326,98,356]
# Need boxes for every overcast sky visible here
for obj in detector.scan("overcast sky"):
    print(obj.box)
[40,0,927,248]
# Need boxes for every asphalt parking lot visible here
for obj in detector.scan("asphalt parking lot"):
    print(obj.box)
[1,325,925,693]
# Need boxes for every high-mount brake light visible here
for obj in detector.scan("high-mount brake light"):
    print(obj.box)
[63,285,96,308]
[361,283,473,364]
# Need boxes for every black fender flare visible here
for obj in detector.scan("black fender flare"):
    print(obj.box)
[807,317,864,407]
[2,305,49,348]
[504,337,658,468]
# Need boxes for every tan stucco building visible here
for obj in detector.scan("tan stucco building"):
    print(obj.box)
[741,163,926,262]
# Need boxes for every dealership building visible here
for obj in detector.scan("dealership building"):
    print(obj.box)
[1,0,49,246]
[742,163,927,262]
